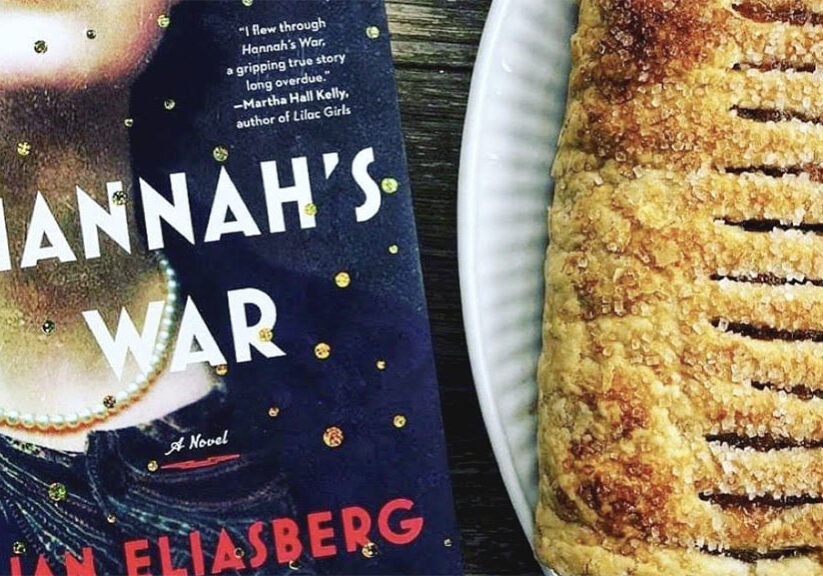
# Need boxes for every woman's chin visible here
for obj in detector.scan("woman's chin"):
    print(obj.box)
[0,61,132,92]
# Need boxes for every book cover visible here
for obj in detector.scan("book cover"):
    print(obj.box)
[0,1,461,574]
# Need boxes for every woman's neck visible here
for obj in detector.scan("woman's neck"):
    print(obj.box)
[0,88,213,451]
[0,87,156,305]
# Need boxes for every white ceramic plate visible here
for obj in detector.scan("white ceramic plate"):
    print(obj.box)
[458,0,577,572]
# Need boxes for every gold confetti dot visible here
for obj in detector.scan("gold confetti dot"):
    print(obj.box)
[12,541,26,556]
[164,99,176,111]
[361,542,378,558]
[234,547,245,558]
[444,538,453,547]
[393,414,407,429]
[388,244,399,255]
[259,327,273,342]
[268,406,280,418]
[376,359,387,371]
[215,364,229,376]
[157,14,171,28]
[106,514,117,524]
[16,142,32,157]
[323,426,344,448]
[147,460,159,472]
[86,29,97,40]
[41,320,55,334]
[242,0,254,5]
[304,203,318,216]
[124,118,134,128]
[103,395,116,410]
[381,177,399,194]
[48,482,67,502]
[112,190,128,206]
[213,146,229,163]
[34,40,48,54]
[335,272,351,288]
[314,342,331,360]
[366,26,381,39]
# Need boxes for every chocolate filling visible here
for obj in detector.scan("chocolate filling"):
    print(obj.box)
[734,106,823,125]
[723,165,823,182]
[700,492,823,508]
[733,1,823,26]
[710,272,823,286]
[751,381,823,400]
[706,433,823,451]
[733,60,818,73]
[718,219,823,233]
[700,545,819,563]
[711,319,823,342]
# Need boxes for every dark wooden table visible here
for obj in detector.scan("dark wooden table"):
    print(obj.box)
[386,2,543,574]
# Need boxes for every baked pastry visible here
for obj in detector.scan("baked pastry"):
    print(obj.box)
[536,1,823,575]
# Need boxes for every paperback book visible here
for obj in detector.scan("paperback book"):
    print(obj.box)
[0,1,461,574]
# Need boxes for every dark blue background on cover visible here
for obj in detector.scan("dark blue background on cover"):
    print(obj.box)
[127,1,462,574]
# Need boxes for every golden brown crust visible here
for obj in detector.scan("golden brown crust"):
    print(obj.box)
[537,1,823,574]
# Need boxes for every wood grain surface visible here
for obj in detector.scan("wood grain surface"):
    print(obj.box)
[387,1,544,574]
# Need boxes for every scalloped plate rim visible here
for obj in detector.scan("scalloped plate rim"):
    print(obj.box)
[457,0,574,573]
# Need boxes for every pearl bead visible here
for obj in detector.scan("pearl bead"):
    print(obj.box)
[0,252,177,432]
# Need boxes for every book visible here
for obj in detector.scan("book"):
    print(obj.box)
[0,1,461,574]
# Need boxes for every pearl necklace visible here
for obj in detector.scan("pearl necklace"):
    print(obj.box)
[0,253,179,432]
